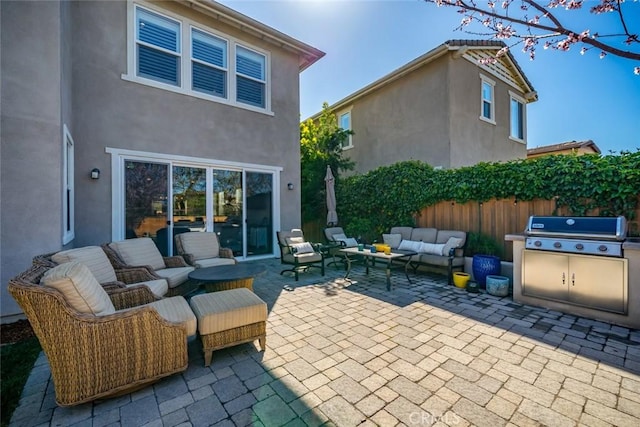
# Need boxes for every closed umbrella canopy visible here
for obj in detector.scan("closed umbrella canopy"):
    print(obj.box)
[325,165,338,225]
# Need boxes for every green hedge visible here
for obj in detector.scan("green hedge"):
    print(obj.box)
[337,151,640,242]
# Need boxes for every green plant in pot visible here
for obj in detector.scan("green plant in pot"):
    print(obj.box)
[466,232,503,289]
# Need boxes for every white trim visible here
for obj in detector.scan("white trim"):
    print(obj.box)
[509,90,527,144]
[106,147,282,257]
[122,1,273,115]
[479,74,496,125]
[62,125,75,245]
[338,108,353,150]
[463,53,525,92]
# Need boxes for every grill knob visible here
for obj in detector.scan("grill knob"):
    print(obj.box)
[534,240,542,247]
[553,242,562,249]
[575,243,584,250]
[598,245,608,252]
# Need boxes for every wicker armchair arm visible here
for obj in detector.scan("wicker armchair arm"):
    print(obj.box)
[219,247,236,261]
[115,266,160,284]
[108,286,160,310]
[182,253,197,266]
[102,281,127,293]
[163,256,189,268]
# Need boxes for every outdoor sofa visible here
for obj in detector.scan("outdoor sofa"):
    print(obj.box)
[384,227,466,285]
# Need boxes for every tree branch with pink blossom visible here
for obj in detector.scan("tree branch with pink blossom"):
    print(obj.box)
[424,0,640,74]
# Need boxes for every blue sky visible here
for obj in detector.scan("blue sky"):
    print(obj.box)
[219,0,640,154]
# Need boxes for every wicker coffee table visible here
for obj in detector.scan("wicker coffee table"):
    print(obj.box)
[188,264,266,293]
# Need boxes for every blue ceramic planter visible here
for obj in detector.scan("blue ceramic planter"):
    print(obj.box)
[472,255,501,288]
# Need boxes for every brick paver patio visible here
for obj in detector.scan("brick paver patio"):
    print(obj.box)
[9,257,640,426]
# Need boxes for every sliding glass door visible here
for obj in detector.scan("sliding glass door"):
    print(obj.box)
[117,153,278,259]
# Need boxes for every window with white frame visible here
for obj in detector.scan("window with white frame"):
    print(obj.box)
[480,75,495,123]
[62,125,75,245]
[191,28,227,98]
[236,46,266,108]
[510,92,526,142]
[338,110,353,149]
[126,3,270,112]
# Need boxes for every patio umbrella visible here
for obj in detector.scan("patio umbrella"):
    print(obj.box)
[325,165,338,225]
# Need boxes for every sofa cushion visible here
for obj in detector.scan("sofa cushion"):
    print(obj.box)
[442,236,464,256]
[52,246,117,284]
[193,257,236,269]
[129,279,169,297]
[383,233,403,249]
[190,289,267,335]
[419,242,445,255]
[389,227,413,241]
[436,230,467,246]
[283,252,323,264]
[155,266,194,289]
[145,296,197,337]
[418,253,465,267]
[41,261,115,316]
[411,228,438,243]
[398,240,422,252]
[109,238,166,270]
[177,232,219,261]
[332,233,348,241]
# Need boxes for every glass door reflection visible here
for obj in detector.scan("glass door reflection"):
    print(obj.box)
[246,172,273,256]
[212,169,243,256]
[173,166,206,248]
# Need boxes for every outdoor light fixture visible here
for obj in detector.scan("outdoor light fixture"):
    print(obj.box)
[287,183,294,190]
[90,168,100,180]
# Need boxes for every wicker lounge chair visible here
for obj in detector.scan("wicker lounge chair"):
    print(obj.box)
[103,238,196,297]
[33,246,169,297]
[8,262,196,406]
[174,232,237,268]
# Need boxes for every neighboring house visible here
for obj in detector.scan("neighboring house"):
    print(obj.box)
[310,40,537,174]
[0,0,323,320]
[527,140,601,158]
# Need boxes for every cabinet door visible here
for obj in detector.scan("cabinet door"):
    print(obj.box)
[522,250,568,301]
[569,256,628,314]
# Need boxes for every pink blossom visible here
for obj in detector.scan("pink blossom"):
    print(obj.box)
[566,1,582,10]
[502,1,509,9]
[578,30,590,41]
[580,47,586,55]
[482,18,492,26]
[543,41,551,49]
[496,46,509,57]
[487,1,495,8]
[478,57,498,65]
[634,67,640,75]
[528,15,540,25]
[460,16,472,26]
[599,51,606,59]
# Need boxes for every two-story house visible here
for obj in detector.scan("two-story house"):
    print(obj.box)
[311,40,537,174]
[0,0,324,320]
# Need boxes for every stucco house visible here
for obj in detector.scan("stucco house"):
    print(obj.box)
[527,140,601,158]
[311,40,537,174]
[0,0,324,320]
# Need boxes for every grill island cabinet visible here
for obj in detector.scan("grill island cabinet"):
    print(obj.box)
[507,234,640,330]
[522,250,628,314]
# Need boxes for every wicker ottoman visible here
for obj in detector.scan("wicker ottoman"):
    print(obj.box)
[189,289,267,366]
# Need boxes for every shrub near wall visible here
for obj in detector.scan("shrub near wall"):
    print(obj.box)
[337,151,640,243]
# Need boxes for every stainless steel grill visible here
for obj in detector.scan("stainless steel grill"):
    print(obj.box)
[524,216,627,257]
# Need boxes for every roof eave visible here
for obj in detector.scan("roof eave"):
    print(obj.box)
[182,0,325,71]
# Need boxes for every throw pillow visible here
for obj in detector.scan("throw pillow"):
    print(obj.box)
[442,237,463,256]
[398,239,422,252]
[285,236,305,245]
[290,242,315,254]
[382,233,403,249]
[337,237,358,247]
[419,242,445,255]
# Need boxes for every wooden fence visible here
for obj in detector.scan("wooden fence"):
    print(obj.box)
[303,197,640,262]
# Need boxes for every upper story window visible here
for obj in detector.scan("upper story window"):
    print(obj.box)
[125,3,271,114]
[338,110,353,149]
[480,74,495,124]
[191,28,227,97]
[236,46,266,108]
[510,92,526,143]
[136,8,181,86]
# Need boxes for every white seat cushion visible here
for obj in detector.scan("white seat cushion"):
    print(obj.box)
[109,238,165,270]
[382,233,403,249]
[155,266,195,289]
[41,261,115,316]
[127,279,168,297]
[52,246,117,284]
[193,257,236,269]
[177,232,220,261]
[143,296,197,337]
[398,239,422,252]
[419,242,445,256]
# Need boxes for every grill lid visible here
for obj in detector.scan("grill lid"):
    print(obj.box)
[525,216,627,241]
